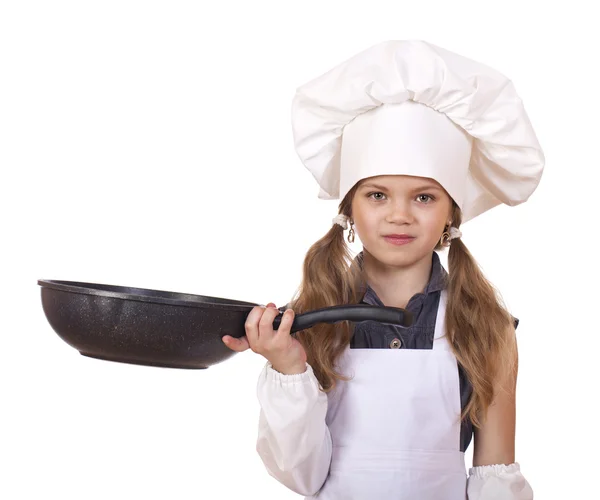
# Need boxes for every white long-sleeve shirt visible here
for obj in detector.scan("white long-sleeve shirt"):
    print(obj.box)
[256,361,330,496]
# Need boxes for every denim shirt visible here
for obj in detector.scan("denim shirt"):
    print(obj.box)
[281,250,519,453]
[351,250,448,350]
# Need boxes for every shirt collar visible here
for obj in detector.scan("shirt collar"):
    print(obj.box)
[354,250,448,306]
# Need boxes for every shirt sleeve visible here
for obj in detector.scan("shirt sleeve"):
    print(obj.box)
[255,360,332,496]
[467,462,533,499]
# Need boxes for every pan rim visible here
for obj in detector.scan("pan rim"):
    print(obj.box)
[37,279,260,310]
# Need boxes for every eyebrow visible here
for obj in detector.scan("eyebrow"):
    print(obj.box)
[360,182,443,192]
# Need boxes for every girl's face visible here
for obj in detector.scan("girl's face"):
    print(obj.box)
[351,175,453,265]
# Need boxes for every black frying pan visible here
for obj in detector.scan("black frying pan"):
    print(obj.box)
[37,279,413,369]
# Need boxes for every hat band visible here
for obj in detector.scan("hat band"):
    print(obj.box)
[339,100,473,207]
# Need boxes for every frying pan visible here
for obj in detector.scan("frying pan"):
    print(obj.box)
[37,279,413,369]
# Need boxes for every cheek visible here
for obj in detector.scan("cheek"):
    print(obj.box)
[355,214,380,234]
[422,219,446,240]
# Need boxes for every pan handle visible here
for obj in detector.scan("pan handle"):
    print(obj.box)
[271,305,413,334]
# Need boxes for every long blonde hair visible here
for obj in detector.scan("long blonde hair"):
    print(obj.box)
[286,180,518,428]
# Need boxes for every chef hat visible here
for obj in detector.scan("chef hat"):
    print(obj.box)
[291,40,545,223]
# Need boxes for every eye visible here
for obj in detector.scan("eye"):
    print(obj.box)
[367,192,386,201]
[417,194,435,203]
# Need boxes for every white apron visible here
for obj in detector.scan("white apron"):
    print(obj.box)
[311,288,467,499]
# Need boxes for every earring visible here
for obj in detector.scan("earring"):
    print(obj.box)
[347,221,355,243]
[440,225,451,248]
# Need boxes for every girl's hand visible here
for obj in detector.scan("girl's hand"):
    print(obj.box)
[222,303,307,374]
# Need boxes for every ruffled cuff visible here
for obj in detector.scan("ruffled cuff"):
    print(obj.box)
[467,462,533,499]
[265,361,309,380]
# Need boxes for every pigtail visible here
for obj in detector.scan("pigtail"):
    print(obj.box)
[444,212,519,427]
[287,185,366,392]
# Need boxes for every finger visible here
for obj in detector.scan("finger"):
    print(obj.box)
[222,335,250,352]
[274,308,295,336]
[245,305,266,347]
[259,303,282,338]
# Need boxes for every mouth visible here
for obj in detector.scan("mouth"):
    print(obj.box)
[383,234,415,239]
[383,235,416,246]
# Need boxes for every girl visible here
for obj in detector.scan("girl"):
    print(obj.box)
[222,40,544,499]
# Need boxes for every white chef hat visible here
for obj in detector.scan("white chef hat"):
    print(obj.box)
[291,40,545,223]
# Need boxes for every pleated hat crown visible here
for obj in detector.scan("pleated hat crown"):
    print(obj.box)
[291,40,545,223]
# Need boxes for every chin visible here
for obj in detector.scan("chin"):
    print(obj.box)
[370,240,431,263]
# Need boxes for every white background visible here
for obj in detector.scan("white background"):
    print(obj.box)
[1,1,598,498]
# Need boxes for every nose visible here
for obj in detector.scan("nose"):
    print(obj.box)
[386,200,414,224]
